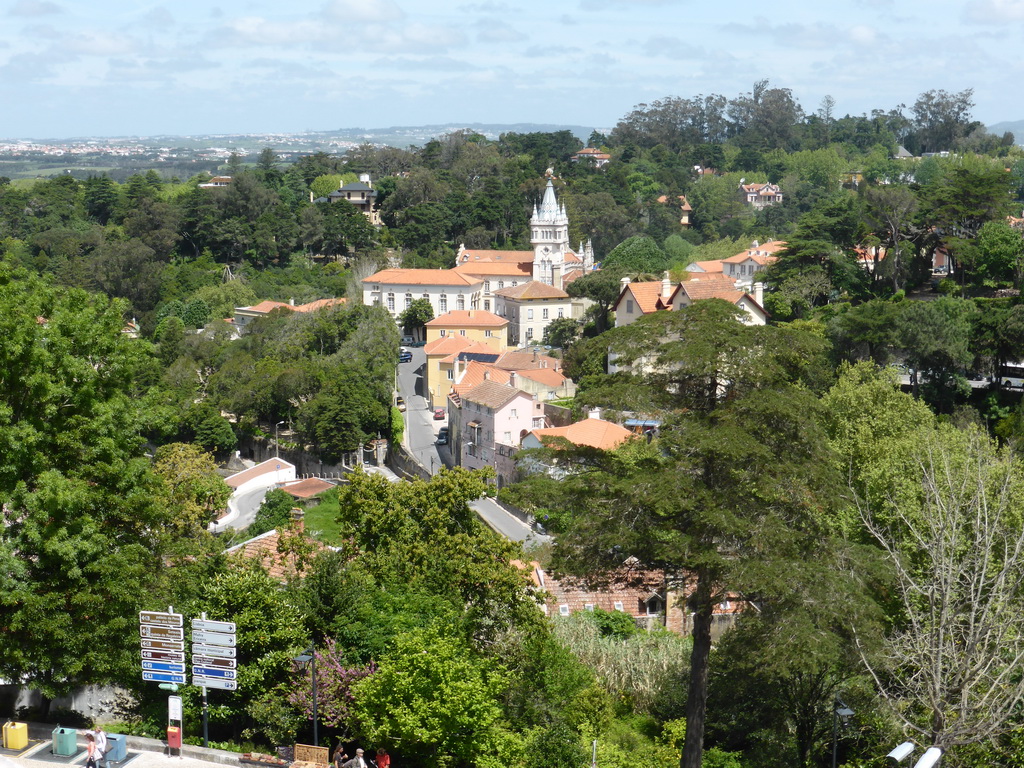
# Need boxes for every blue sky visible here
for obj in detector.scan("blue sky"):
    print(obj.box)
[1,0,1021,139]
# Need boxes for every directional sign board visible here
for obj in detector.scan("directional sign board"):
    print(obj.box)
[192,630,235,646]
[192,676,237,691]
[193,666,236,679]
[192,619,236,634]
[141,638,184,651]
[143,660,186,673]
[141,624,184,640]
[143,671,186,684]
[194,655,236,669]
[140,611,183,627]
[142,650,186,663]
[192,644,235,659]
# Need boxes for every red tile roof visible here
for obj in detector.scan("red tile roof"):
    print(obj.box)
[454,261,533,278]
[529,418,632,450]
[279,477,336,499]
[613,281,672,314]
[224,458,296,489]
[458,249,535,264]
[223,526,329,581]
[363,269,482,287]
[493,280,569,300]
[425,310,508,328]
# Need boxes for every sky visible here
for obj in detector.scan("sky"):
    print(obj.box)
[0,0,1022,140]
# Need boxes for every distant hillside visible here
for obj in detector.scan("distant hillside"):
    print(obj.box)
[330,123,600,147]
[988,120,1023,144]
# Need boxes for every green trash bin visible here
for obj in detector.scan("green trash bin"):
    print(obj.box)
[52,726,78,756]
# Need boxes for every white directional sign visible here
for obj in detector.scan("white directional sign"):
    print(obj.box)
[192,643,235,659]
[192,619,236,634]
[140,611,184,684]
[192,630,236,646]
[141,624,184,640]
[192,676,237,691]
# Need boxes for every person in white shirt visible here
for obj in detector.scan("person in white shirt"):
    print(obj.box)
[94,727,108,765]
[342,748,367,768]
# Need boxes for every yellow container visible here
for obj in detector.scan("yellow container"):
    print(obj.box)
[3,721,28,750]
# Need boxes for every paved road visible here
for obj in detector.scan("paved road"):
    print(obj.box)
[397,347,451,470]
[471,497,551,548]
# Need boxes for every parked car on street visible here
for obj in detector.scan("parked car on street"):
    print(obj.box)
[433,408,446,420]
[395,396,406,412]
[401,336,414,345]
[399,351,413,363]
[437,427,449,444]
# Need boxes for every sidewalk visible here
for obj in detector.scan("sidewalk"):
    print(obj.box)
[2,724,239,768]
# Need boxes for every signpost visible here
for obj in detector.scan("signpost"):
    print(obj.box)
[192,614,238,748]
[139,609,184,685]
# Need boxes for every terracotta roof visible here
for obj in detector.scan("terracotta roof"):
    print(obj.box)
[295,298,346,313]
[675,281,750,304]
[279,477,336,499]
[686,271,734,283]
[614,281,672,314]
[424,335,478,356]
[223,525,328,581]
[515,366,568,389]
[439,341,503,364]
[494,349,562,371]
[243,300,290,314]
[458,249,535,264]
[225,458,296,490]
[686,260,724,274]
[425,310,508,328]
[455,262,533,278]
[493,280,569,300]
[529,418,632,451]
[451,361,511,395]
[363,269,481,287]
[462,380,529,410]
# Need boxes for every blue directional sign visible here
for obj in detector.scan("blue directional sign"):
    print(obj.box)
[143,660,186,673]
[142,671,186,684]
[192,666,236,679]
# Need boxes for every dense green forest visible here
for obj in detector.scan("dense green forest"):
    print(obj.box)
[2,82,1024,768]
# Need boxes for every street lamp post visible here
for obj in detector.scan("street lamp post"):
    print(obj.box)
[832,696,854,768]
[293,647,318,746]
[275,420,286,458]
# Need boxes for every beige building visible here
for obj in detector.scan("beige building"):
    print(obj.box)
[493,281,579,347]
[362,269,483,321]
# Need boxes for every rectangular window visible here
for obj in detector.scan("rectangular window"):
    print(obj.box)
[510,409,517,417]
[460,330,466,336]
[613,601,624,612]
[542,308,549,319]
[626,300,634,313]
[527,309,534,320]
[559,605,570,617]
[440,329,446,336]
[504,431,511,443]
[447,369,454,380]
[439,298,448,312]
[386,297,395,312]
[526,327,533,339]
[457,296,465,310]
[584,603,595,612]
[484,300,490,311]
[484,281,491,292]
[558,308,564,318]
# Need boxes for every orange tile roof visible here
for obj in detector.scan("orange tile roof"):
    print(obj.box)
[223,526,329,582]
[363,269,482,287]
[493,280,569,300]
[245,300,291,313]
[687,260,724,273]
[458,249,535,264]
[723,240,785,264]
[615,281,672,314]
[295,297,346,312]
[685,271,734,282]
[455,262,533,278]
[494,349,562,371]
[514,366,568,388]
[529,418,632,451]
[424,335,478,356]
[279,477,336,499]
[425,309,509,328]
[462,380,529,410]
[675,281,750,304]
[439,340,504,364]
[451,362,512,397]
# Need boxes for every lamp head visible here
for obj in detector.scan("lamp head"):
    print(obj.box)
[886,742,916,764]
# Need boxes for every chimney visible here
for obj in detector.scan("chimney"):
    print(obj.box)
[620,276,631,287]
[508,371,517,389]
[662,271,672,299]
[588,406,602,420]
[753,282,764,306]
[533,347,539,362]
[290,508,304,533]
[552,264,562,290]
[484,370,491,381]
[289,297,295,306]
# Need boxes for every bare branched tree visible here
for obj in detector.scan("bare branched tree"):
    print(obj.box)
[856,427,1024,749]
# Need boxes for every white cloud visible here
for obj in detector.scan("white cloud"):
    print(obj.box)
[475,19,527,43]
[963,0,1024,22]
[322,0,404,24]
[8,0,62,17]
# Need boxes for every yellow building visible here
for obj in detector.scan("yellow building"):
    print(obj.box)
[423,310,508,408]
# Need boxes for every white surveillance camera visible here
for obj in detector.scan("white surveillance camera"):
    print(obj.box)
[886,742,915,763]
[912,747,943,768]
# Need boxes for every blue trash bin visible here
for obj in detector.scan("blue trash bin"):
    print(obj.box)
[105,734,127,764]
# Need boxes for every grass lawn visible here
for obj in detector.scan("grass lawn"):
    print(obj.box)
[303,490,345,545]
